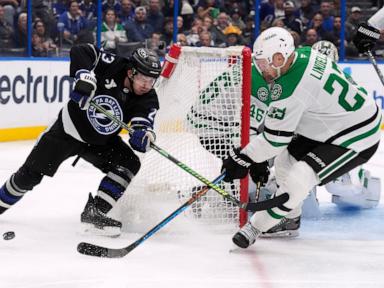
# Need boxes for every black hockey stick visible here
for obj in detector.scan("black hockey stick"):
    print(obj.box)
[89,101,286,212]
[77,173,226,258]
[367,50,384,86]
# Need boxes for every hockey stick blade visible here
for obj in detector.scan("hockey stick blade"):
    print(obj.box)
[245,192,289,211]
[77,174,225,258]
[77,242,137,258]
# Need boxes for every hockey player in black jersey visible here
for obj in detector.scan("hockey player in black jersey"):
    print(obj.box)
[0,44,162,236]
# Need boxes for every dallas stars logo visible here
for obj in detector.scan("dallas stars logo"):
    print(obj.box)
[271,84,282,100]
[257,87,268,101]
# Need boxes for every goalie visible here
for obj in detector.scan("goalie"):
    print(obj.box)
[221,27,381,249]
[0,45,161,237]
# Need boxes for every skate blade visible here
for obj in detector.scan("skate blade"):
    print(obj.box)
[260,230,299,238]
[82,223,121,238]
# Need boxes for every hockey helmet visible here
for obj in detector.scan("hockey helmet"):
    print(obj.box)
[131,48,162,78]
[253,27,295,69]
[312,40,339,62]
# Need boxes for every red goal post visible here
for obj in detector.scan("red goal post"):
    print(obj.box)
[119,45,252,229]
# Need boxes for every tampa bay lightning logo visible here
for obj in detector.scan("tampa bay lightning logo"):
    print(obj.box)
[87,95,123,135]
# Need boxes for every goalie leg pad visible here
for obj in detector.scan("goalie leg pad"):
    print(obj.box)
[331,176,381,209]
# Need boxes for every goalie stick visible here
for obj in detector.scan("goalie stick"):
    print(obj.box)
[89,101,286,212]
[77,173,225,258]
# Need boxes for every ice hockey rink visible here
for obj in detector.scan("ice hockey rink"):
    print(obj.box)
[0,135,383,288]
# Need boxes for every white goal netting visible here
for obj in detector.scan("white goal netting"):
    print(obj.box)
[117,46,251,232]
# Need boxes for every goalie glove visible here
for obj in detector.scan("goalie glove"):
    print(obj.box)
[353,23,381,54]
[221,148,254,182]
[70,69,97,110]
[129,128,156,153]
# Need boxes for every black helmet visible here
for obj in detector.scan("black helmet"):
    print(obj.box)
[131,48,162,78]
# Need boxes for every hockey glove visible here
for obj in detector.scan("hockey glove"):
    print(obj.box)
[70,69,97,110]
[221,148,254,182]
[129,128,156,153]
[353,23,381,54]
[250,161,270,186]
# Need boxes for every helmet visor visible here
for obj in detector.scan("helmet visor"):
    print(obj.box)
[134,72,157,87]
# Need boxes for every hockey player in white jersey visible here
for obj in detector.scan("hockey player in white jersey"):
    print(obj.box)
[257,40,381,238]
[221,27,381,249]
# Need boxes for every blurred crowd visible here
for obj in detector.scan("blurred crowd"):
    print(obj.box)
[0,0,382,59]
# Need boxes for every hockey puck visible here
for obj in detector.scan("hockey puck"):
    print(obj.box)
[3,231,15,240]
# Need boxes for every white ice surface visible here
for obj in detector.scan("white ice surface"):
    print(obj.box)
[0,136,383,288]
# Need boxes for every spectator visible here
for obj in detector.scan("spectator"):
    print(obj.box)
[196,0,218,20]
[260,0,276,25]
[242,15,255,46]
[125,6,154,42]
[177,15,184,33]
[329,15,358,58]
[0,4,14,49]
[197,31,213,47]
[299,0,316,29]
[180,0,194,31]
[13,11,27,49]
[290,30,301,47]
[57,0,89,47]
[117,0,135,27]
[177,32,189,46]
[162,0,182,18]
[0,0,19,27]
[307,12,332,41]
[271,17,285,28]
[101,8,128,52]
[186,21,201,46]
[282,1,303,34]
[210,12,230,47]
[80,0,97,28]
[147,32,166,56]
[102,0,121,14]
[302,28,319,46]
[319,0,334,32]
[32,31,45,56]
[147,0,164,33]
[160,17,173,46]
[53,0,69,19]
[346,7,362,38]
[230,8,245,31]
[222,24,244,47]
[34,19,57,56]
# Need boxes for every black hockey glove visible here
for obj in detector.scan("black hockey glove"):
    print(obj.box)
[250,161,270,186]
[129,128,156,153]
[70,69,97,110]
[353,23,381,54]
[221,148,254,182]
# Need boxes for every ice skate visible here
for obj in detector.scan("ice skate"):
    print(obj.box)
[261,216,300,238]
[81,193,122,237]
[232,222,261,249]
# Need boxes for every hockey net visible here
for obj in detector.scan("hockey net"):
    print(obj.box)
[118,46,251,231]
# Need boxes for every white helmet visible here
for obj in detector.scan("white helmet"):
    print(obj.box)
[312,40,339,62]
[253,27,295,68]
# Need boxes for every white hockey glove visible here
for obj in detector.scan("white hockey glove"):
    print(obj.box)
[70,69,97,110]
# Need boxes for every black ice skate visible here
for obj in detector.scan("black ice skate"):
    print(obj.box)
[81,193,122,237]
[232,222,261,249]
[261,216,300,238]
